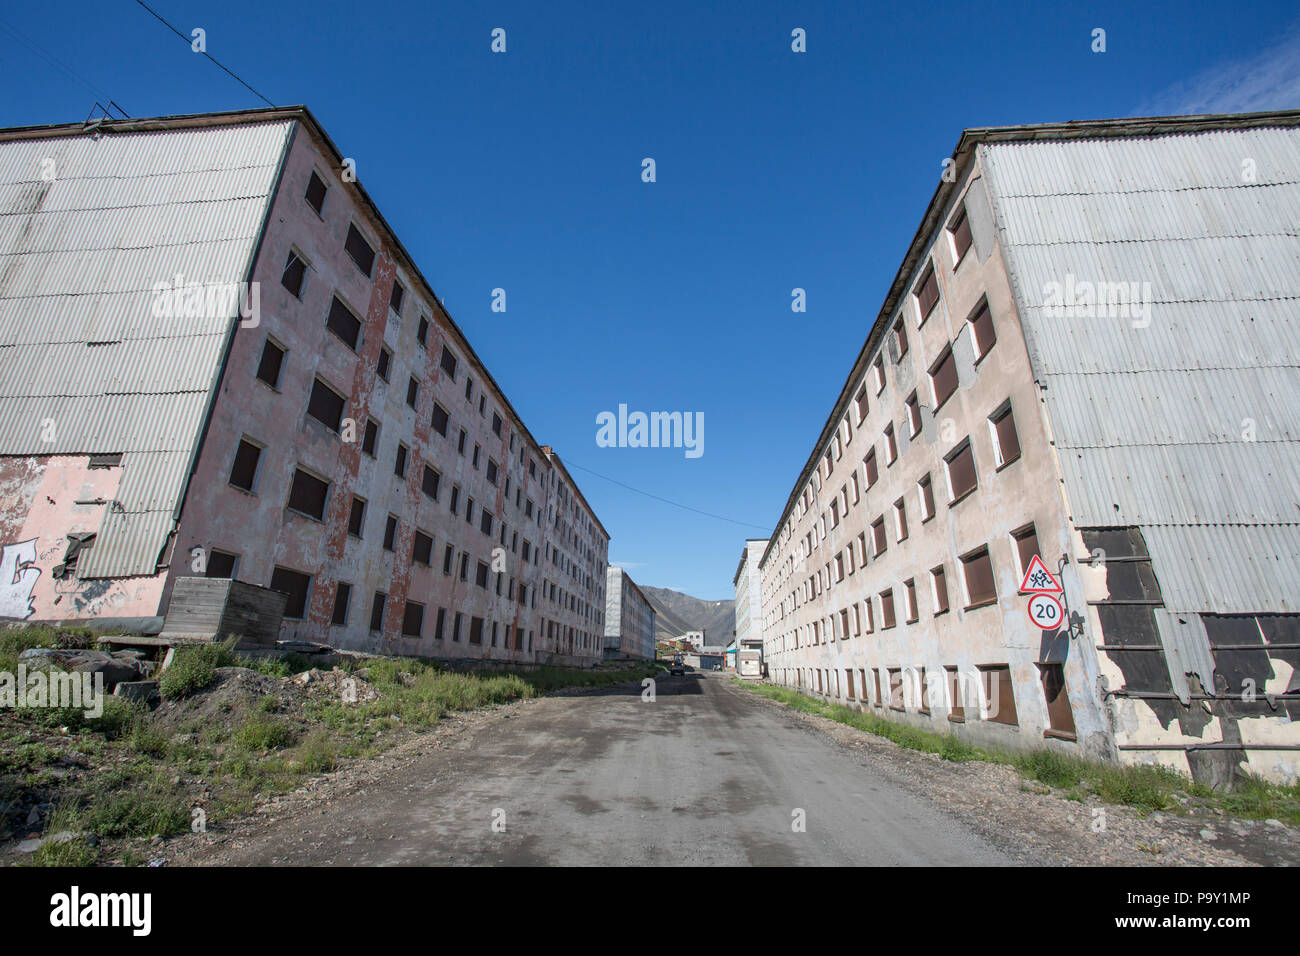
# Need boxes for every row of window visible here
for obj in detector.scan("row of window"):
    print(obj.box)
[775,659,1075,737]
[782,524,1043,652]
[779,399,1023,624]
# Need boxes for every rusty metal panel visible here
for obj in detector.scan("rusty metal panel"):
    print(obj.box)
[982,126,1300,615]
[0,120,291,577]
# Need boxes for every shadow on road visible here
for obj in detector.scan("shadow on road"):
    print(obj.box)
[557,673,706,697]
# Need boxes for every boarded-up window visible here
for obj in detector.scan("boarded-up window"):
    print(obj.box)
[326,296,361,350]
[981,665,1019,726]
[864,448,879,488]
[872,517,887,556]
[1039,663,1076,737]
[962,546,997,608]
[345,223,375,276]
[992,404,1021,466]
[932,565,949,614]
[930,346,958,409]
[308,377,345,432]
[915,263,940,322]
[888,668,904,709]
[431,403,449,437]
[281,251,307,298]
[971,300,996,359]
[422,465,440,501]
[331,582,351,626]
[906,391,921,437]
[412,530,434,566]
[904,578,918,622]
[918,474,935,521]
[287,468,328,520]
[270,566,311,619]
[893,317,909,359]
[894,498,908,542]
[862,596,874,632]
[945,439,977,502]
[947,667,965,721]
[370,592,386,632]
[949,205,972,264]
[1014,525,1040,582]
[880,588,897,629]
[229,439,261,492]
[440,346,458,379]
[256,338,285,388]
[855,384,869,422]
[401,600,424,637]
[304,171,328,215]
[884,424,897,464]
[872,355,886,394]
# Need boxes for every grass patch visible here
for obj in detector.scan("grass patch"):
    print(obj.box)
[294,731,337,774]
[233,714,297,751]
[734,679,1300,824]
[158,637,239,699]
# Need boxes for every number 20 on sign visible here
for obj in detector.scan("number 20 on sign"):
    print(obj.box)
[1027,593,1065,630]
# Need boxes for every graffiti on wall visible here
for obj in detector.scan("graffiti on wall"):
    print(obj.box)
[0,538,40,619]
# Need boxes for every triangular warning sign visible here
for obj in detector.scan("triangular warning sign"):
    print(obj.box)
[1019,555,1061,594]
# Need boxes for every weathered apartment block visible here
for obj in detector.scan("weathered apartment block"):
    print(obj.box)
[759,110,1300,785]
[732,538,767,650]
[0,107,609,666]
[603,566,656,661]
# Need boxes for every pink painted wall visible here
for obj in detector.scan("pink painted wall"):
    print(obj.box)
[0,456,167,622]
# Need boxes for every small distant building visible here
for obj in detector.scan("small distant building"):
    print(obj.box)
[604,567,655,661]
[733,539,768,676]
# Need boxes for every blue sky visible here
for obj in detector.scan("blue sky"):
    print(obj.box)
[3,0,1298,599]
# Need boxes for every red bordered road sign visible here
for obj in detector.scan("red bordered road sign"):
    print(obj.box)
[1019,555,1062,594]
[1027,593,1065,630]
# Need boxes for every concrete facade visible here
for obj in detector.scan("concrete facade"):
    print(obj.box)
[0,107,609,666]
[732,538,767,652]
[759,111,1300,785]
[603,566,655,661]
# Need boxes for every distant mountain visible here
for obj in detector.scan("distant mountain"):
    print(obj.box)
[641,586,735,646]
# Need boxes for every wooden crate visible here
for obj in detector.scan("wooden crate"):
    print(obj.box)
[160,577,286,648]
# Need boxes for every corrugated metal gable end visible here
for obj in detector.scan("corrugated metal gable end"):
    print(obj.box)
[983,126,1300,614]
[0,120,292,577]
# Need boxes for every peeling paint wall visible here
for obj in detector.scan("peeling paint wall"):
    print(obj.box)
[758,154,1113,757]
[168,120,610,664]
[0,455,167,623]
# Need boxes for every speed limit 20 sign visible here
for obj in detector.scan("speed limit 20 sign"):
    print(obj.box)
[1027,593,1064,630]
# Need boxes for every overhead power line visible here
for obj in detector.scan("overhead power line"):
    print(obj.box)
[563,460,771,532]
[135,0,275,107]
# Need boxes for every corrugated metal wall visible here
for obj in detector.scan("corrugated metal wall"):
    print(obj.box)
[982,127,1300,617]
[0,120,291,576]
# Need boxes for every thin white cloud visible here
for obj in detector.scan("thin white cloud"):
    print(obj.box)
[609,560,647,570]
[1137,28,1300,116]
